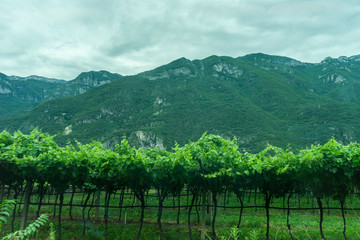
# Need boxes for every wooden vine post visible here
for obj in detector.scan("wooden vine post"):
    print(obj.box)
[20,181,33,230]
[201,188,206,240]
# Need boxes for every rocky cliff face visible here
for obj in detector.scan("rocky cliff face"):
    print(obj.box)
[50,70,121,98]
[130,131,165,150]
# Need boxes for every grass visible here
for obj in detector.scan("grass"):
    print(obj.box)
[2,190,360,239]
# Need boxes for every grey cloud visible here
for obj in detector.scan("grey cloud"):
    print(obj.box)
[0,0,359,79]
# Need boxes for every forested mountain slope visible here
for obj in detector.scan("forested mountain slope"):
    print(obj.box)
[0,71,121,118]
[2,53,360,152]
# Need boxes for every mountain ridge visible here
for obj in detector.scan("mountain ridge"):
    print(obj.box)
[2,53,360,152]
[0,70,121,118]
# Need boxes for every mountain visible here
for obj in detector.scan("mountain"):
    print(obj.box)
[0,70,121,118]
[49,70,122,99]
[2,53,360,152]
[0,73,66,117]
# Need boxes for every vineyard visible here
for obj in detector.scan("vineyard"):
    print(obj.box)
[1,129,360,240]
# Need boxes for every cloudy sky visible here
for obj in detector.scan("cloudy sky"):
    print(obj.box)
[1,0,360,80]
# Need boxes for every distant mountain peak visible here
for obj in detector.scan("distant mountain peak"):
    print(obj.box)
[0,70,122,117]
[242,53,304,67]
[51,70,122,98]
[349,54,360,61]
[166,57,193,68]
[7,74,65,83]
[73,70,121,83]
[75,70,121,77]
[321,54,360,64]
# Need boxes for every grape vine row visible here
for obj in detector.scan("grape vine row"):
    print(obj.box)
[1,129,359,240]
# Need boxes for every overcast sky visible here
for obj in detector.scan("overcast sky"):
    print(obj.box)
[1,0,360,80]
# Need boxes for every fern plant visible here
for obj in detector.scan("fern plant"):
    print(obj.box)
[0,200,16,228]
[48,223,56,240]
[246,230,260,240]
[213,227,242,240]
[3,214,49,240]
[1,200,51,240]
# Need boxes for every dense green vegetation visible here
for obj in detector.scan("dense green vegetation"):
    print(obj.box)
[3,54,360,152]
[2,130,360,239]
